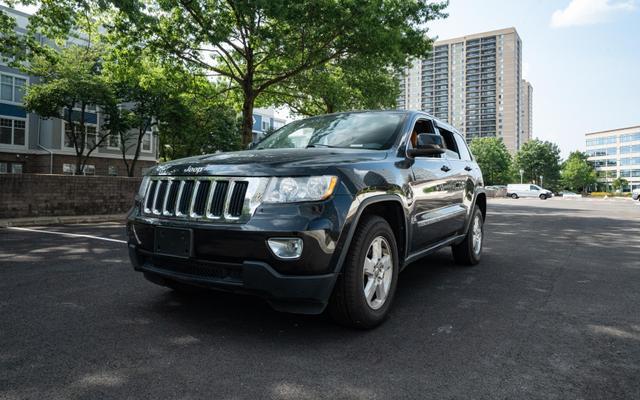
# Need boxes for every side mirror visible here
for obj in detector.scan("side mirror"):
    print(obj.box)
[246,142,256,150]
[407,133,445,157]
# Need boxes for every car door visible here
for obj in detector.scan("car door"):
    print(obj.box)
[434,125,467,234]
[528,185,540,197]
[407,119,462,253]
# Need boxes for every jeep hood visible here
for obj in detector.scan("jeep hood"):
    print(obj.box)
[150,148,389,176]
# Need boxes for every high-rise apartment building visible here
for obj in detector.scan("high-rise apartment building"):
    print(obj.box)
[521,79,533,144]
[397,27,529,153]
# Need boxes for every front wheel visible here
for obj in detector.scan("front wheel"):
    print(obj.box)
[539,194,547,200]
[452,205,484,266]
[328,215,399,329]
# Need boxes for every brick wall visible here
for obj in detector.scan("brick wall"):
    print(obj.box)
[0,174,142,218]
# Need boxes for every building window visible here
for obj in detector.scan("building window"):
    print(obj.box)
[63,163,75,175]
[62,163,95,175]
[108,132,120,149]
[261,120,270,131]
[0,117,26,146]
[63,123,99,149]
[0,74,26,103]
[108,165,118,176]
[142,131,152,152]
[0,162,22,174]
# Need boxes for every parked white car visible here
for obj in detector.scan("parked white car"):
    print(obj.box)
[633,189,640,201]
[506,184,553,200]
[559,191,582,199]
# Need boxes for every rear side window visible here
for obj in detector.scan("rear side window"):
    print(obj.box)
[437,127,461,160]
[453,133,472,161]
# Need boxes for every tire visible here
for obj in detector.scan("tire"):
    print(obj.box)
[510,193,518,199]
[539,194,547,200]
[328,215,399,329]
[452,205,484,266]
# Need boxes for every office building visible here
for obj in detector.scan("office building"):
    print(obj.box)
[397,27,530,153]
[586,125,640,191]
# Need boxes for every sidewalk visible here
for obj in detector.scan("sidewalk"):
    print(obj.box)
[0,214,127,228]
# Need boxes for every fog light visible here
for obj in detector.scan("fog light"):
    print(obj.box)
[267,238,303,260]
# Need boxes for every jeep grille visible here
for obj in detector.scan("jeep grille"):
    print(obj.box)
[142,177,269,223]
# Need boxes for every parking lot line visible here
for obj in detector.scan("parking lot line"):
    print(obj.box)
[6,226,126,244]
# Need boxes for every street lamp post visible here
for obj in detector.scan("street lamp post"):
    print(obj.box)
[519,169,524,184]
[540,175,543,187]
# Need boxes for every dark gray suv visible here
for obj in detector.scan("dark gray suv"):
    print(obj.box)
[127,111,486,328]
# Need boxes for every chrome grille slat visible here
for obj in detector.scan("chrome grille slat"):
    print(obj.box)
[161,180,173,215]
[151,180,163,215]
[188,180,201,217]
[142,176,269,223]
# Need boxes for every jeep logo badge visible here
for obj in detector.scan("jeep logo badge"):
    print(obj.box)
[185,166,205,174]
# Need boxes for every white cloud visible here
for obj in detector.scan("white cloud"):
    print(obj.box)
[550,0,636,28]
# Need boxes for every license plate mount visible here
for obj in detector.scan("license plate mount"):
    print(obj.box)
[154,227,192,258]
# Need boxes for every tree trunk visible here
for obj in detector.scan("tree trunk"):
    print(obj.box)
[241,94,254,147]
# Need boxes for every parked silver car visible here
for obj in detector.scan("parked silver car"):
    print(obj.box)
[633,189,640,201]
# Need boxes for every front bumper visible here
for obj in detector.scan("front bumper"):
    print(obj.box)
[126,195,353,314]
[128,245,336,314]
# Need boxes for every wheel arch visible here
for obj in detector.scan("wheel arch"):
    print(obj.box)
[333,195,409,275]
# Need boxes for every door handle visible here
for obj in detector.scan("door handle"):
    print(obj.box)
[441,165,450,172]
[464,166,473,171]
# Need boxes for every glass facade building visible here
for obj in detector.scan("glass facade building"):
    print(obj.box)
[585,126,640,191]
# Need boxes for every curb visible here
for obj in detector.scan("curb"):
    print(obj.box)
[0,214,127,228]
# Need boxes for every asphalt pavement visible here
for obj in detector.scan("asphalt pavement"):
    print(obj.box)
[1,198,639,399]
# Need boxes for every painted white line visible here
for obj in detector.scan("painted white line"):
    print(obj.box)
[7,227,127,244]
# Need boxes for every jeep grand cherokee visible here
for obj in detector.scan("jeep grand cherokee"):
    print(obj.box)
[127,111,486,328]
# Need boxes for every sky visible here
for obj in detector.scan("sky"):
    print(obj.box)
[6,0,640,157]
[427,0,640,157]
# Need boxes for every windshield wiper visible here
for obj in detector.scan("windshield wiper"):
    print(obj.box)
[306,144,336,148]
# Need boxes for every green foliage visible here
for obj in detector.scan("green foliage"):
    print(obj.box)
[109,0,448,144]
[158,80,241,161]
[611,177,629,191]
[468,137,512,186]
[22,45,116,174]
[513,139,562,189]
[560,151,597,193]
[262,54,400,116]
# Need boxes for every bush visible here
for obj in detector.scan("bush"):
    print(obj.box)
[589,192,632,197]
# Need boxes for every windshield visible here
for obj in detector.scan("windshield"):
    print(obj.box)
[255,112,406,150]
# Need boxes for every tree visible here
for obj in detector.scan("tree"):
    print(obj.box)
[23,45,116,174]
[262,57,400,116]
[103,49,178,176]
[611,177,629,192]
[468,137,512,186]
[560,151,597,193]
[158,81,241,161]
[513,139,562,189]
[109,0,448,145]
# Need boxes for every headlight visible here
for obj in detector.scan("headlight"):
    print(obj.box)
[136,176,151,201]
[263,176,338,203]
